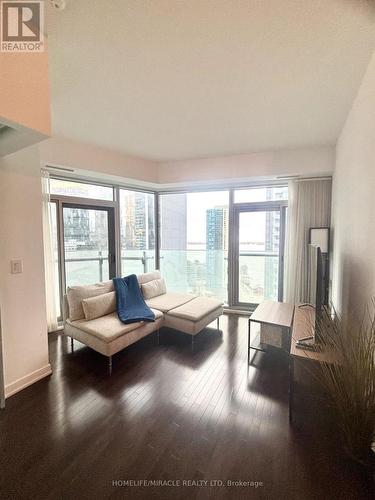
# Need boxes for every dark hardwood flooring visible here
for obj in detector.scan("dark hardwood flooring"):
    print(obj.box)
[0,316,373,499]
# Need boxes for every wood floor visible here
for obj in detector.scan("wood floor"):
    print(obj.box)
[0,316,373,499]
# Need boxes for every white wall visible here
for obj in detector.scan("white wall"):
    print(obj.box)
[158,145,334,185]
[331,50,375,322]
[0,147,51,398]
[37,137,335,191]
[39,137,158,184]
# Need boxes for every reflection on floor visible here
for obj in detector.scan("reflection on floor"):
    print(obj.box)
[0,316,372,499]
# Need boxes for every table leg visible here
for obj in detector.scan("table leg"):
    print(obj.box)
[247,319,251,366]
[289,356,294,424]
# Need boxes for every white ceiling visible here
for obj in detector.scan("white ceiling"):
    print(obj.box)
[47,0,375,161]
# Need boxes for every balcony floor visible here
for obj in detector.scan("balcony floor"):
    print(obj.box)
[0,316,373,499]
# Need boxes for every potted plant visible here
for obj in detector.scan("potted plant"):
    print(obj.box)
[315,302,375,468]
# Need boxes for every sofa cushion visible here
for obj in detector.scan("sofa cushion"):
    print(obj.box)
[66,315,165,356]
[141,278,167,300]
[166,296,223,322]
[67,280,114,321]
[82,291,116,321]
[67,308,163,343]
[164,307,222,335]
[137,270,161,285]
[145,292,196,312]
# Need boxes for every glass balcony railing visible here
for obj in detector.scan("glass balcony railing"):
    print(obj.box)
[238,252,279,304]
[120,251,155,276]
[160,250,279,305]
[160,249,228,303]
[63,250,155,288]
[64,251,110,287]
[61,250,279,306]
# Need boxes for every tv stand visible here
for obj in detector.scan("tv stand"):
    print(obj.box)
[289,305,336,424]
[247,300,336,425]
[247,301,294,365]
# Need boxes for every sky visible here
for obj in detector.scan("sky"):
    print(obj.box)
[187,191,229,244]
[186,189,271,246]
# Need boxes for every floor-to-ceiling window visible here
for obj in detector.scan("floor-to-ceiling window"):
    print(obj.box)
[159,191,229,303]
[50,179,157,321]
[232,186,288,307]
[50,179,116,319]
[119,189,156,275]
[48,176,287,324]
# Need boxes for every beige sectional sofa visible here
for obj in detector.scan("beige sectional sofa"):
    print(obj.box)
[63,271,223,373]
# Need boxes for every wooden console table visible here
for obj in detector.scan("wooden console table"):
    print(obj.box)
[247,301,295,365]
[248,301,335,424]
[289,305,336,423]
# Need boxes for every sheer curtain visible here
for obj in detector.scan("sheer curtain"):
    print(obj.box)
[284,178,332,304]
[41,169,58,332]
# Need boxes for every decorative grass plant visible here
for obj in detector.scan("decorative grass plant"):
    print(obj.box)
[315,302,375,466]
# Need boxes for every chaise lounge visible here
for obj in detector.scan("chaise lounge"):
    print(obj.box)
[63,271,223,373]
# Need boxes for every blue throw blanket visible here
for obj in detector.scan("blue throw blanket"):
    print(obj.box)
[113,274,155,324]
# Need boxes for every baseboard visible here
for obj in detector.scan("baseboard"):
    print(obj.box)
[5,364,52,399]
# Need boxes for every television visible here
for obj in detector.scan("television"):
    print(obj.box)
[307,244,324,316]
[296,244,325,348]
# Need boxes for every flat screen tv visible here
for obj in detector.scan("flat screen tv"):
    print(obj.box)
[296,245,325,347]
[307,244,324,317]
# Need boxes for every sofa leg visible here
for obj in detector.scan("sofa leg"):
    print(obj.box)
[191,335,194,351]
[71,337,74,351]
[108,356,112,376]
[157,329,160,345]
[217,317,220,331]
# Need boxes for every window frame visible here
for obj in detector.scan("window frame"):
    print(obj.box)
[49,174,288,324]
[231,200,288,309]
[50,195,118,320]
[62,201,117,288]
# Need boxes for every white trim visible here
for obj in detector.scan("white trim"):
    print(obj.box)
[43,162,332,193]
[44,163,159,192]
[5,364,52,399]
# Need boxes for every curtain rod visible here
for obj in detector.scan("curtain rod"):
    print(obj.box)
[282,175,332,182]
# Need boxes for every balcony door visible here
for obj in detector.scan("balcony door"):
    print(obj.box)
[233,202,286,309]
[62,203,116,288]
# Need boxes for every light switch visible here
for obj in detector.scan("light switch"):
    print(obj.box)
[10,260,23,274]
